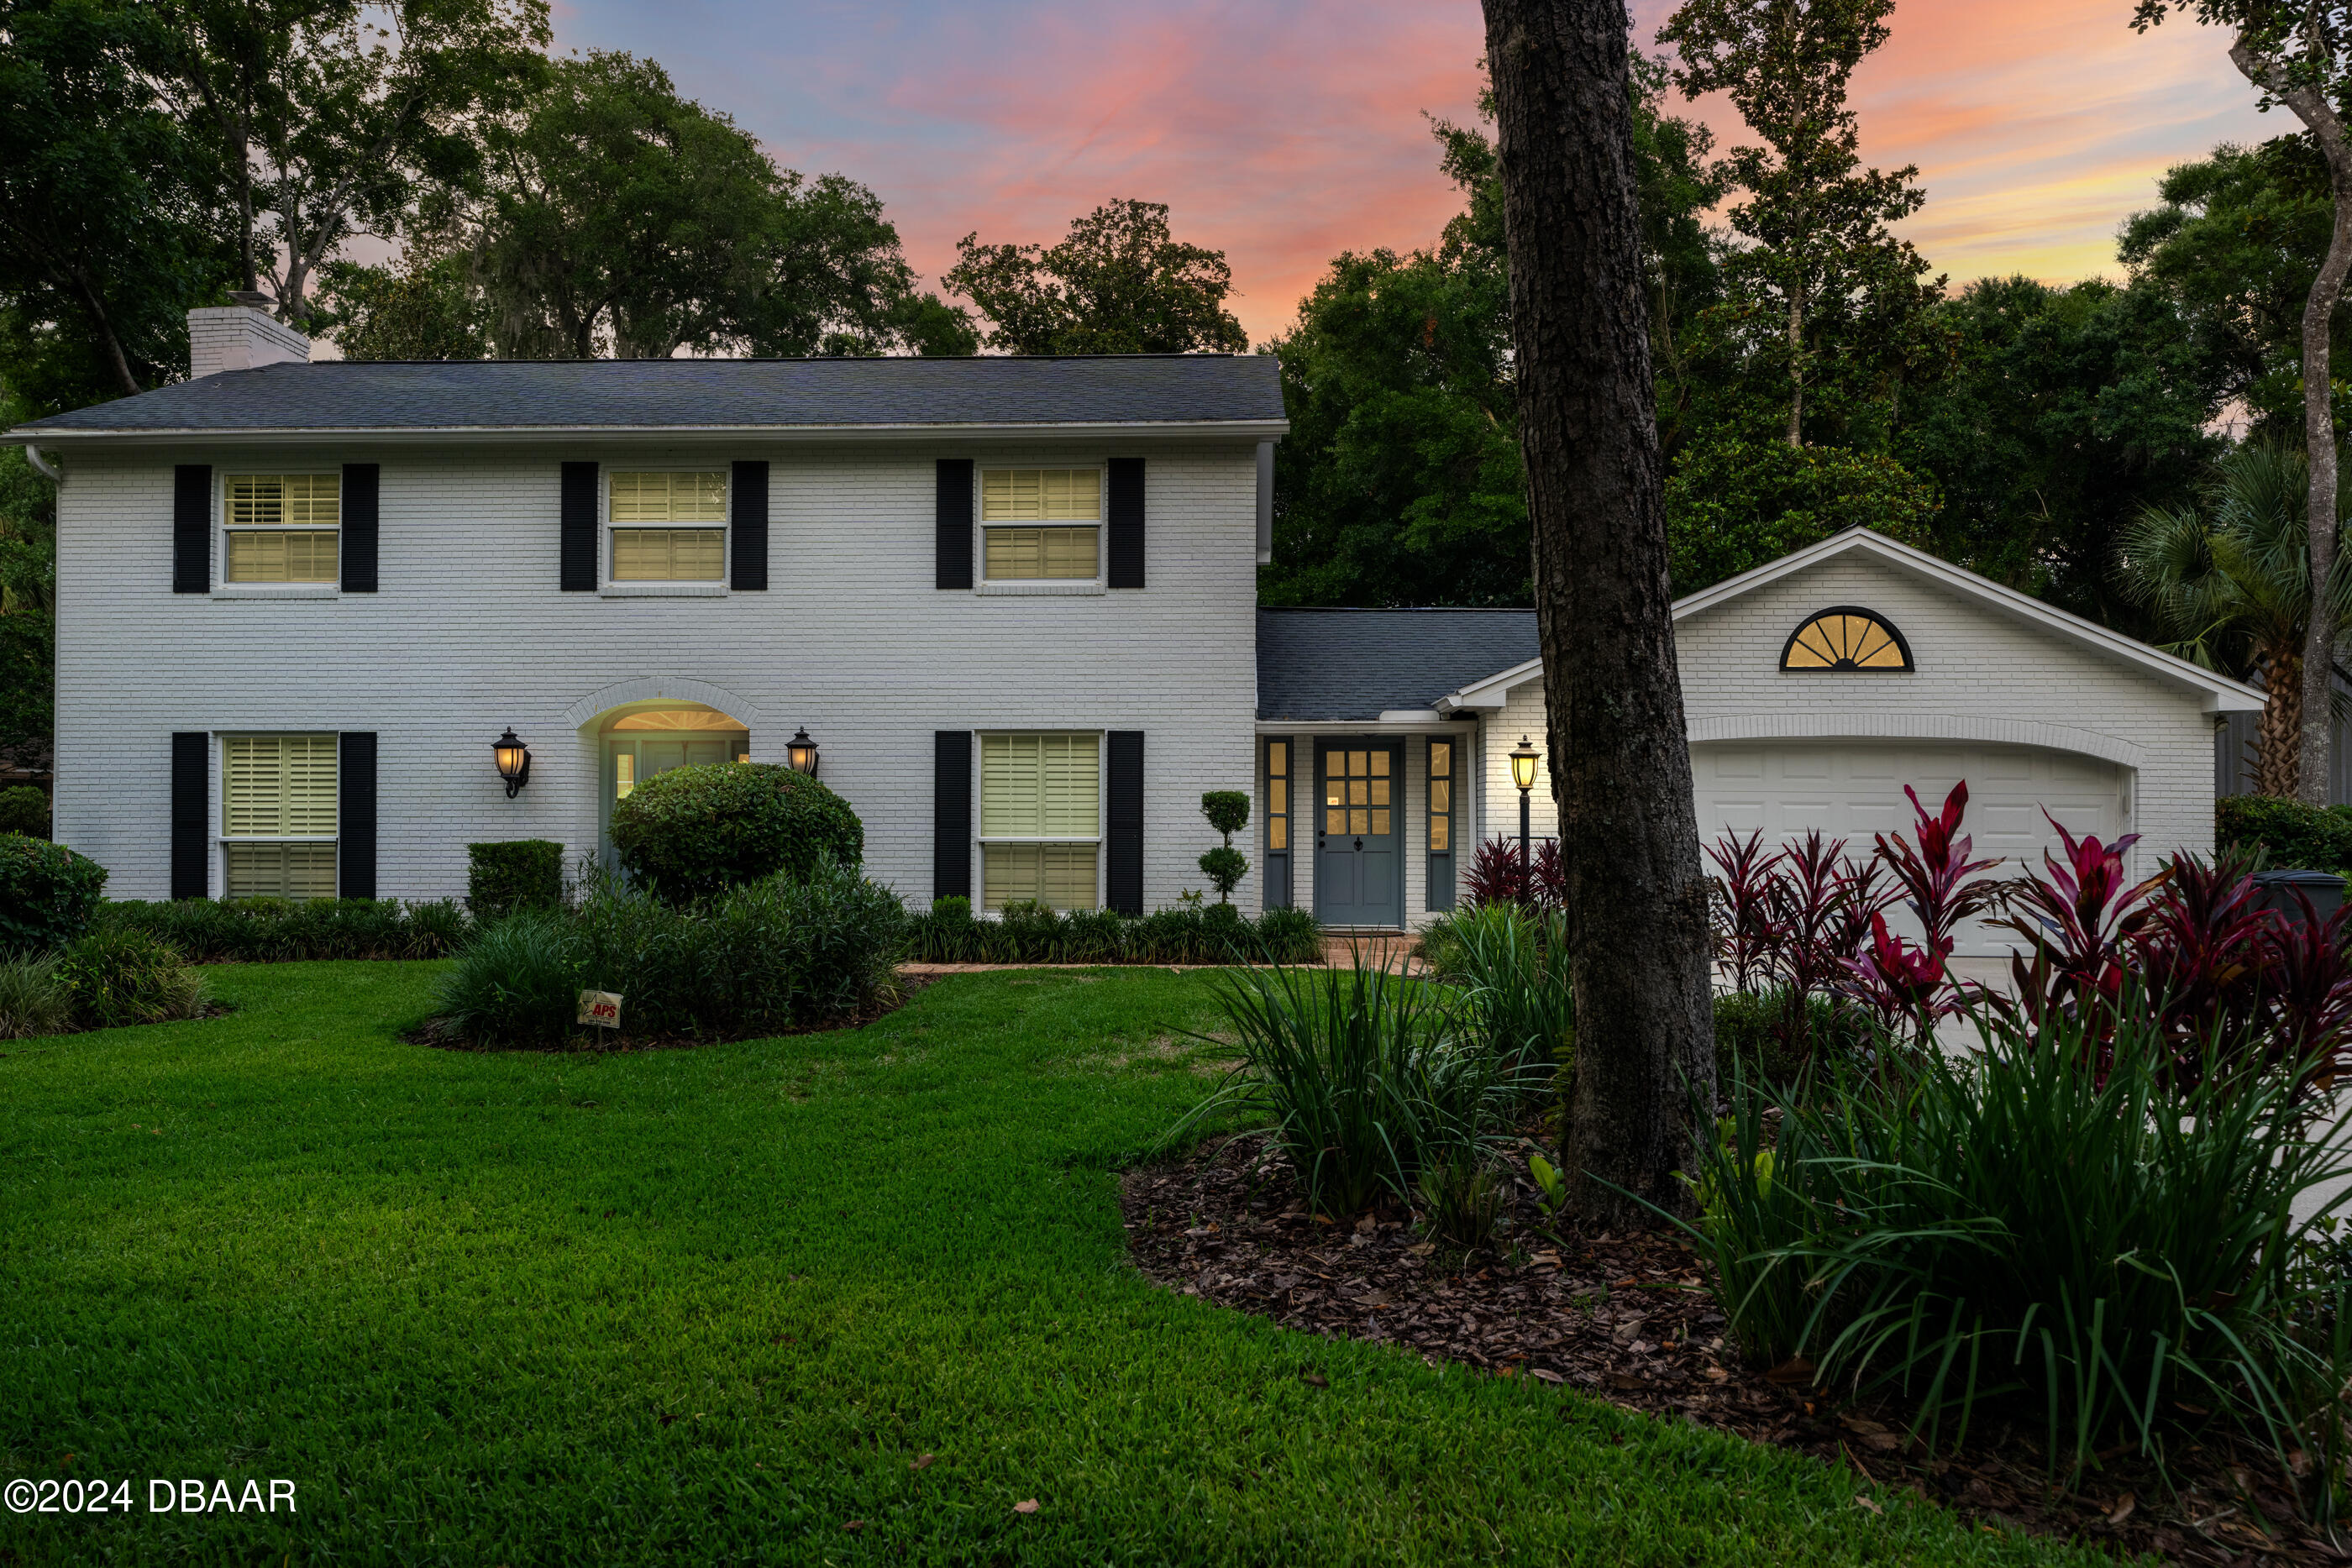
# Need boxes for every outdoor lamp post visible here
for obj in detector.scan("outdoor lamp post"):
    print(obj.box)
[1509,735,1541,879]
[492,727,531,798]
[785,726,821,778]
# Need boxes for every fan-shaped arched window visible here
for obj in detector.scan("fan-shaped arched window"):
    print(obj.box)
[1780,607,1913,672]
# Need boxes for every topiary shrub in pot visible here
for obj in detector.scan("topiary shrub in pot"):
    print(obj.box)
[0,832,108,956]
[610,763,862,905]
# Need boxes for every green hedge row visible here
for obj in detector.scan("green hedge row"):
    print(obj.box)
[2215,794,2352,877]
[906,898,1321,965]
[98,897,471,962]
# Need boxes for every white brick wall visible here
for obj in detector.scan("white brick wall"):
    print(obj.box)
[53,439,1263,910]
[1484,552,2217,876]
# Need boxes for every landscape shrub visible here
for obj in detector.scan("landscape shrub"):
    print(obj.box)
[903,899,1320,965]
[98,897,471,961]
[1167,957,1539,1219]
[467,839,564,920]
[0,784,50,838]
[0,953,71,1038]
[2217,794,2352,877]
[55,928,207,1029]
[1429,902,1573,1093]
[1711,986,1864,1090]
[1690,999,2352,1492]
[610,763,862,905]
[1198,789,1251,903]
[434,859,905,1046]
[0,833,107,956]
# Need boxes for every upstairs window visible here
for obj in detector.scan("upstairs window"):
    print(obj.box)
[222,734,338,899]
[983,468,1100,580]
[610,470,727,581]
[1781,607,1913,671]
[979,732,1100,910]
[223,473,339,583]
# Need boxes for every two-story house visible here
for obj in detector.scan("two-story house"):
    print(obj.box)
[13,305,2260,947]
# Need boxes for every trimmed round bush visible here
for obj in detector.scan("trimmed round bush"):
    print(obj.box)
[610,763,862,905]
[55,928,207,1029]
[0,832,108,956]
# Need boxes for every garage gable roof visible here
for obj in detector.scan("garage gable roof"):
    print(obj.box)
[1437,528,2262,715]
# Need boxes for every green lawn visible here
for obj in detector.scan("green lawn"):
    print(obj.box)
[2,962,2124,1565]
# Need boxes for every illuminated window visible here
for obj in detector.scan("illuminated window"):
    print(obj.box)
[1780,608,1913,672]
[221,734,338,899]
[982,468,1100,580]
[223,474,339,583]
[609,470,727,581]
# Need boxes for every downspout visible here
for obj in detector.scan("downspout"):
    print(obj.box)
[23,445,61,485]
[1255,439,1274,566]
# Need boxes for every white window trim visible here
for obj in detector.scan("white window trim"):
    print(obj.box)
[217,469,343,595]
[972,728,1108,912]
[217,732,340,899]
[603,466,732,591]
[974,464,1107,590]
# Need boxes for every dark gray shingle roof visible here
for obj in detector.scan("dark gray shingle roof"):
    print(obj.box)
[1257,608,1537,721]
[14,354,1284,434]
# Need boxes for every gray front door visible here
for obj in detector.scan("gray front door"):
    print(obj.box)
[1315,742,1403,928]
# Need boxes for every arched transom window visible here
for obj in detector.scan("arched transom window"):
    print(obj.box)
[1781,607,1913,671]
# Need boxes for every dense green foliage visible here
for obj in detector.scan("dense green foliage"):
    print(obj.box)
[1693,1001,2352,1488]
[608,763,862,905]
[1666,440,1937,592]
[0,962,2102,1562]
[98,894,470,961]
[944,199,1247,355]
[906,896,1321,966]
[437,862,905,1045]
[2217,794,2352,874]
[0,831,104,955]
[0,784,48,836]
[0,952,68,1038]
[467,838,564,920]
[53,926,206,1028]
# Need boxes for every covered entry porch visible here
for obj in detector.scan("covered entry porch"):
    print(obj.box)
[1256,721,1482,932]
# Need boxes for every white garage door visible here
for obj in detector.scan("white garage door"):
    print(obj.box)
[1689,741,2126,957]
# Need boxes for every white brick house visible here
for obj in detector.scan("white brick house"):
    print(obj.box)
[12,308,2256,935]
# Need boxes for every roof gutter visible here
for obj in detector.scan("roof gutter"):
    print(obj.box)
[1,418,1292,447]
[21,445,61,485]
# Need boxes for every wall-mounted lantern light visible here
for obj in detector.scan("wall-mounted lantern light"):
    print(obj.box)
[785,726,821,778]
[1509,735,1541,878]
[493,727,532,798]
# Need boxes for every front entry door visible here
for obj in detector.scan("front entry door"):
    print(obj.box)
[1315,742,1403,928]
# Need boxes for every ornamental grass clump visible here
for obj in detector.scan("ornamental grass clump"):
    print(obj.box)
[0,952,71,1038]
[55,928,207,1029]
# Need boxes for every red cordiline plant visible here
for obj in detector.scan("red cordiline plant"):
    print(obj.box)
[1463,834,1567,915]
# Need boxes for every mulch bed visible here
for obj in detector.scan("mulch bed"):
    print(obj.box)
[410,976,936,1054]
[1121,1130,2348,1565]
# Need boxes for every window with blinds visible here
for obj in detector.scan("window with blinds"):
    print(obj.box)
[221,735,338,900]
[223,474,339,583]
[609,470,727,581]
[979,732,1100,910]
[981,468,1100,580]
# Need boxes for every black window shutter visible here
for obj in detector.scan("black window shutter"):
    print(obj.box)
[171,732,207,899]
[341,463,379,593]
[173,465,211,593]
[935,459,973,590]
[1106,731,1144,915]
[339,732,378,900]
[559,461,598,590]
[933,731,972,901]
[731,459,769,590]
[1106,458,1145,589]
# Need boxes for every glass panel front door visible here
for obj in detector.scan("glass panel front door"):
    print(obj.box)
[1315,742,1402,928]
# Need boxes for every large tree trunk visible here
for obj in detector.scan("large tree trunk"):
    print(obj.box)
[1786,283,1804,448]
[2233,37,2352,807]
[1481,0,1716,1227]
[2258,645,2305,799]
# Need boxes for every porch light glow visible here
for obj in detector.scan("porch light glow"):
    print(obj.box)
[785,726,821,777]
[1509,736,1541,794]
[492,727,532,798]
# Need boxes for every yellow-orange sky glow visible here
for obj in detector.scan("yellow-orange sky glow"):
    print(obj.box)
[551,0,2283,344]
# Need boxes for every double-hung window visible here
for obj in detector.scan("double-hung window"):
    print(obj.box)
[222,734,338,899]
[610,470,727,582]
[223,474,339,583]
[979,732,1100,910]
[982,469,1100,581]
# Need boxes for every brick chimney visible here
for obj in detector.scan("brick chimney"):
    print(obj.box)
[189,293,310,378]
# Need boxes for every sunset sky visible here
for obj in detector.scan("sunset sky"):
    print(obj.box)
[545,0,2284,345]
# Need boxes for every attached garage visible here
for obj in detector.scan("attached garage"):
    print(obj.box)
[1404,529,2260,948]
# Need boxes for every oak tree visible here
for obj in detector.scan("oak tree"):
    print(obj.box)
[945,200,1248,355]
